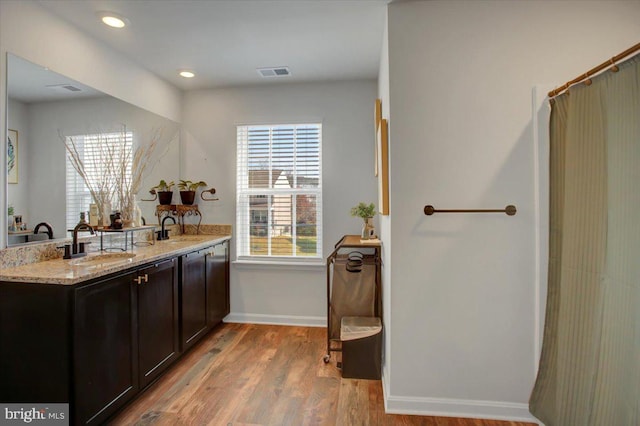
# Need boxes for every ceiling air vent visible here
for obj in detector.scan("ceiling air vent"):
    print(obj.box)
[46,84,82,93]
[257,66,291,78]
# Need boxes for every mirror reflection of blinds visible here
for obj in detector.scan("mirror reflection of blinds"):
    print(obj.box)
[237,124,322,259]
[65,132,133,231]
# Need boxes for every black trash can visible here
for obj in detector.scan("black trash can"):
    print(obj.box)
[340,316,382,380]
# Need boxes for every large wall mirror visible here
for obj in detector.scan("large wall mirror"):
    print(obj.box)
[5,53,181,247]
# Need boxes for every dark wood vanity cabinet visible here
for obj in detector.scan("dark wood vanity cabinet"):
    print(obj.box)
[180,249,208,350]
[136,259,179,387]
[0,258,180,426]
[0,238,229,425]
[206,241,230,327]
[180,240,230,349]
[74,271,139,425]
[75,258,178,424]
[0,283,74,404]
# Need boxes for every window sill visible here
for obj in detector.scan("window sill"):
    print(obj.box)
[233,259,325,271]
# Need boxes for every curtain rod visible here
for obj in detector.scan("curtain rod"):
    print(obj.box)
[548,42,640,98]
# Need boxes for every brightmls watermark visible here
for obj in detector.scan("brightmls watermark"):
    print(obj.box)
[0,404,68,425]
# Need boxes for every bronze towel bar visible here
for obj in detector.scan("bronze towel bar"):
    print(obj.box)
[423,205,517,216]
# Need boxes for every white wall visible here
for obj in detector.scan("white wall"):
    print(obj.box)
[382,0,640,421]
[23,96,180,238]
[182,80,378,323]
[377,13,393,398]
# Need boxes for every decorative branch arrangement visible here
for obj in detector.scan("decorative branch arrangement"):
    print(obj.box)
[117,128,160,223]
[62,126,161,226]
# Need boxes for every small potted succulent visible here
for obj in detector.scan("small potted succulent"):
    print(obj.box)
[178,180,207,205]
[350,202,377,239]
[151,180,175,205]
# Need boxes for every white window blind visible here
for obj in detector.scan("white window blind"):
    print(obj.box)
[236,123,322,260]
[65,131,133,231]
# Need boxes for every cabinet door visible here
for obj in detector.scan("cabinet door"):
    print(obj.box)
[180,250,207,350]
[74,272,138,425]
[206,241,229,327]
[137,259,179,388]
[0,283,72,404]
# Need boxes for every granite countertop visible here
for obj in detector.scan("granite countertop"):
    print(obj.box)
[0,234,230,285]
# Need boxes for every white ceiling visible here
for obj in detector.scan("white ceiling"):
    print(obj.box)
[35,0,389,91]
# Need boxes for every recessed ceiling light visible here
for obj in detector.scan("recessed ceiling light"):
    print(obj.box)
[97,11,129,29]
[179,70,195,78]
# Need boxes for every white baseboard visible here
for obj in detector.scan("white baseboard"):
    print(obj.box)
[382,381,540,424]
[224,312,326,327]
[382,364,391,412]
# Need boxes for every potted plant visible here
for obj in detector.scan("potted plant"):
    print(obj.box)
[178,180,207,205]
[151,180,175,205]
[350,202,377,239]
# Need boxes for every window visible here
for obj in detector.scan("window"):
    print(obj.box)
[65,131,133,231]
[236,123,322,260]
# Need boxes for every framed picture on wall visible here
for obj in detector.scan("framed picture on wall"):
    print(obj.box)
[7,129,18,184]
[377,118,389,215]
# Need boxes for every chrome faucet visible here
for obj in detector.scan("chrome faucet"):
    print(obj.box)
[158,216,176,241]
[63,223,95,259]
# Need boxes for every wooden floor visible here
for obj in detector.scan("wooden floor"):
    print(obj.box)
[111,323,537,426]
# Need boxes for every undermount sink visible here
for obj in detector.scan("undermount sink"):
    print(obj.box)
[69,252,137,268]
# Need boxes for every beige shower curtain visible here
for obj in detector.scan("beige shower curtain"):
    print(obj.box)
[530,54,640,425]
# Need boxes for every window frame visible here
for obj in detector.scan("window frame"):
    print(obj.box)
[236,123,323,263]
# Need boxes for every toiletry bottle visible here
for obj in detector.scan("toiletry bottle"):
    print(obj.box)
[103,202,111,228]
[89,204,99,227]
